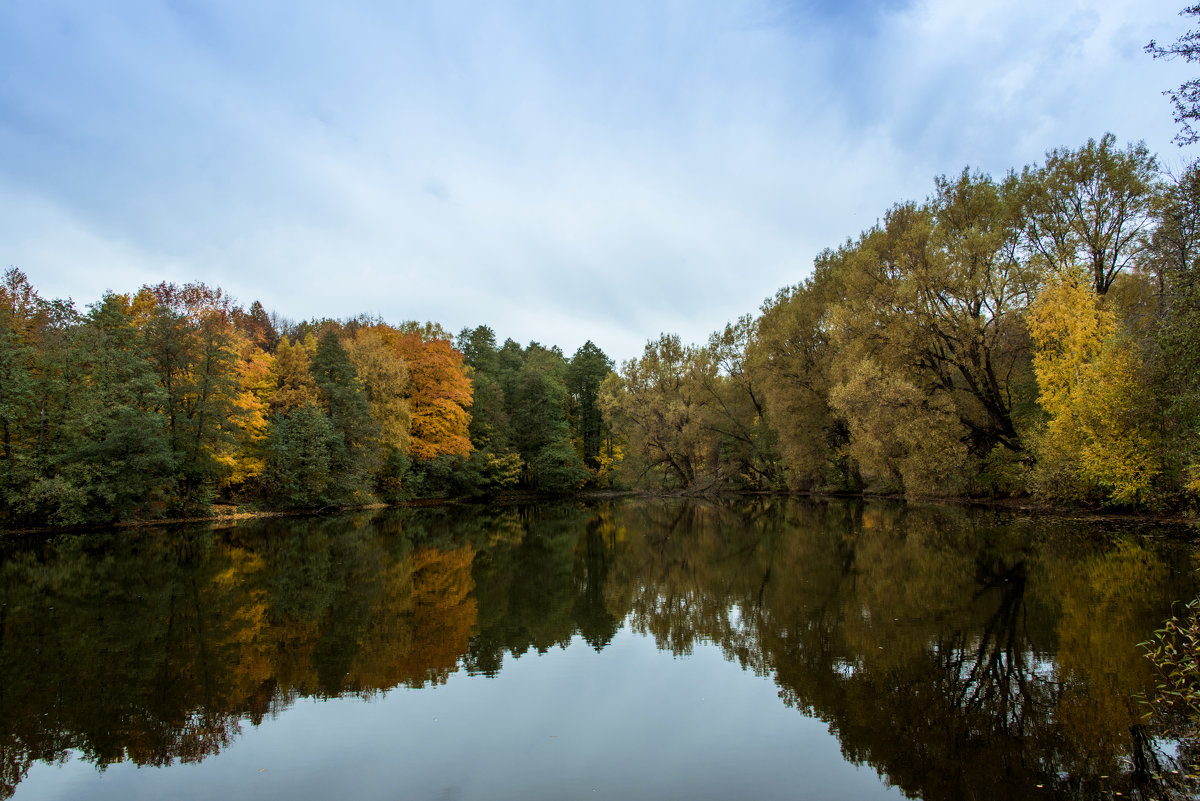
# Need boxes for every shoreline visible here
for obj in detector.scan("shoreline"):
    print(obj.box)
[2,489,1195,537]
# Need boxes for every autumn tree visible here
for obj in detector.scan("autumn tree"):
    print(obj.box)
[745,249,851,489]
[601,334,712,489]
[1027,273,1161,504]
[395,332,472,462]
[826,176,1036,494]
[693,317,782,489]
[344,327,412,459]
[139,282,248,510]
[231,300,280,353]
[267,336,321,415]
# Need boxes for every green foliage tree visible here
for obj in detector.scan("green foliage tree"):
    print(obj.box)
[0,272,49,500]
[32,294,178,523]
[309,330,380,504]
[566,340,614,470]
[262,403,342,507]
[507,345,587,492]
[1146,160,1200,500]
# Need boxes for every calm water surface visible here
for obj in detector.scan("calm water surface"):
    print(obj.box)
[1,498,1197,800]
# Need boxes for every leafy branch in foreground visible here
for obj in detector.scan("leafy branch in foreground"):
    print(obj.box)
[1143,598,1200,734]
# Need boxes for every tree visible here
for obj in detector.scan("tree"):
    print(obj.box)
[43,294,178,522]
[1146,5,1200,146]
[457,325,512,454]
[745,249,851,490]
[344,328,412,459]
[262,403,341,507]
[566,341,614,470]
[1019,134,1159,294]
[139,282,246,510]
[1145,160,1200,497]
[694,318,782,489]
[830,182,1032,466]
[0,270,78,512]
[309,330,379,503]
[395,333,472,462]
[829,358,972,496]
[232,300,280,353]
[508,346,587,492]
[600,334,712,489]
[268,335,322,414]
[1027,274,1161,504]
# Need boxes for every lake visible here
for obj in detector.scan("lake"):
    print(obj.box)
[1,497,1197,800]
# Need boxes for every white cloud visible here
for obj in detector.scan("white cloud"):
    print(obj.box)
[2,0,1198,361]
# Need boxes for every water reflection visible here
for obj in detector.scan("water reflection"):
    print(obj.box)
[0,499,1196,799]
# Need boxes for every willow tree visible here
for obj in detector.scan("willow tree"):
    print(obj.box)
[827,170,1038,494]
[745,248,849,489]
[600,334,712,489]
[693,316,782,489]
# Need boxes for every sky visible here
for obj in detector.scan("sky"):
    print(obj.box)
[1,0,1197,363]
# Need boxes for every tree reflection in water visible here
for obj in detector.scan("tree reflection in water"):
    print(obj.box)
[0,498,1195,800]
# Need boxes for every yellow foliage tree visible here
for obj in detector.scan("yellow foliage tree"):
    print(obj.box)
[1027,274,1160,504]
[345,328,412,457]
[216,329,273,489]
[267,335,320,415]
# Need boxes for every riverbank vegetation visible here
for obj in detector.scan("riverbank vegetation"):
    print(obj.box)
[0,274,616,526]
[4,136,1200,526]
[605,138,1200,512]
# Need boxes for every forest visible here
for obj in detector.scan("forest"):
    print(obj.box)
[3,133,1200,526]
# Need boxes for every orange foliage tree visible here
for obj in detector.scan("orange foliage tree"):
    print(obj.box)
[394,333,472,461]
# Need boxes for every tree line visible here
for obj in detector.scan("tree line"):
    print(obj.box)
[0,275,616,526]
[5,133,1200,522]
[603,135,1200,510]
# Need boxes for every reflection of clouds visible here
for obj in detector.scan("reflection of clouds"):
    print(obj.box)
[434,785,462,801]
[2,499,1198,799]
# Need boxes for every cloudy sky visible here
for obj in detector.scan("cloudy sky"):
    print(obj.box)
[1,0,1196,362]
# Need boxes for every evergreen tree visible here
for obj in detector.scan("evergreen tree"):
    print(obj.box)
[309,330,380,504]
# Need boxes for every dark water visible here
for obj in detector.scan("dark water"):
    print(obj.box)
[1,498,1198,800]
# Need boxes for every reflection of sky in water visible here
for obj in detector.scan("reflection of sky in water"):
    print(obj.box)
[15,629,903,801]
